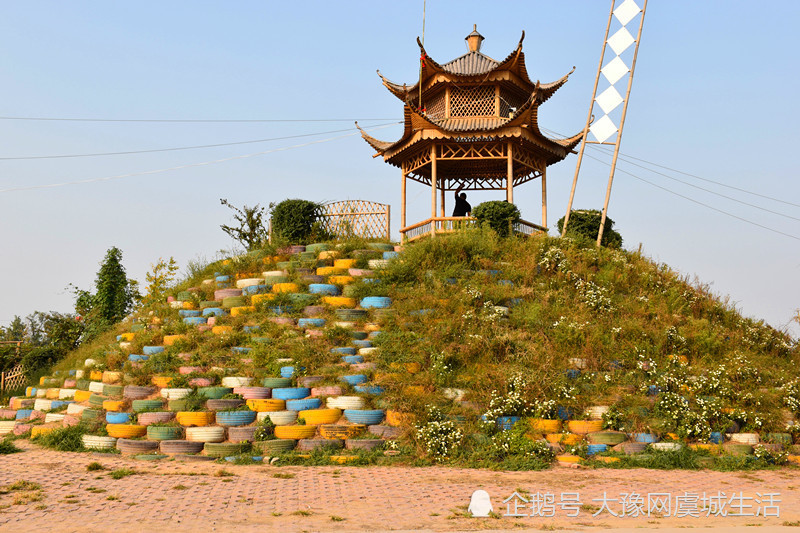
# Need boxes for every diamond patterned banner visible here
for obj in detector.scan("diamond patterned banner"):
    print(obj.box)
[614,0,641,26]
[607,27,635,55]
[590,115,618,143]
[601,56,629,85]
[595,86,624,114]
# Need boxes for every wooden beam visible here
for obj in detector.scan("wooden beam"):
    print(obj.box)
[401,170,407,243]
[440,186,445,217]
[430,145,437,237]
[506,141,514,203]
[541,165,548,229]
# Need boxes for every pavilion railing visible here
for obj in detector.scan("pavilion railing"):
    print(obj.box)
[401,217,546,242]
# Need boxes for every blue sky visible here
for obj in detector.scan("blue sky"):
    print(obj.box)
[1,1,798,336]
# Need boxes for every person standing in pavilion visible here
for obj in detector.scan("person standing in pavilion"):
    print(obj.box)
[452,185,472,217]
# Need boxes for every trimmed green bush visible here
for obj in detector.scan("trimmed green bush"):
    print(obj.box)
[557,209,622,248]
[270,199,325,244]
[471,201,521,237]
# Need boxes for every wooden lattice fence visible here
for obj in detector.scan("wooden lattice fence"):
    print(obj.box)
[1,363,26,392]
[318,200,390,240]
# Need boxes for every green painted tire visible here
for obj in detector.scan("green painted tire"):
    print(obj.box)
[261,378,291,388]
[88,394,106,407]
[103,384,124,397]
[204,442,247,458]
[81,408,102,421]
[198,387,234,399]
[147,425,183,441]
[252,439,296,454]
[132,399,165,412]
[76,379,90,391]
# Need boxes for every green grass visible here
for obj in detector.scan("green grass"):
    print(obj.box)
[0,438,21,455]
[108,468,136,480]
[31,425,86,452]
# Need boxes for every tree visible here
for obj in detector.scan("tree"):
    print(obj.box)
[270,199,325,244]
[94,247,140,324]
[2,316,25,341]
[142,257,179,308]
[471,201,521,237]
[220,199,269,251]
[557,209,623,248]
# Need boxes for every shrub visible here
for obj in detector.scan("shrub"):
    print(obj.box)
[557,209,622,248]
[270,199,325,244]
[31,425,86,452]
[219,199,269,251]
[471,201,521,237]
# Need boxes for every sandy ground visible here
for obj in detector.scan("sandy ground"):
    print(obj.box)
[0,441,798,532]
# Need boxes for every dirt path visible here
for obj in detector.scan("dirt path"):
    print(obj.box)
[0,442,798,532]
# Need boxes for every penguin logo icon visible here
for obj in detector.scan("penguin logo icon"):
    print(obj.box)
[468,490,493,517]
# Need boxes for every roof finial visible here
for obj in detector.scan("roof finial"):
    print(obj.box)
[465,24,484,53]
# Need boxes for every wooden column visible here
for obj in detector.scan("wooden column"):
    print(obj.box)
[430,145,437,237]
[541,165,548,229]
[506,141,514,203]
[401,170,407,242]
[440,186,445,217]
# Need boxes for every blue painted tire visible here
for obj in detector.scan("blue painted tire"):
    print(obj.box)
[106,412,132,424]
[587,444,608,456]
[496,416,521,431]
[231,347,252,354]
[340,374,368,386]
[50,400,72,409]
[382,251,398,259]
[350,331,368,340]
[143,346,165,355]
[128,354,149,362]
[368,331,383,339]
[15,409,33,420]
[566,369,581,379]
[286,398,322,411]
[331,347,356,355]
[243,325,261,333]
[202,307,227,317]
[298,318,326,328]
[184,317,207,325]
[710,431,723,444]
[280,366,305,379]
[271,387,311,400]
[215,275,231,282]
[352,340,373,348]
[353,385,384,395]
[342,355,364,364]
[633,433,658,444]
[216,410,257,427]
[343,409,385,425]
[308,284,340,295]
[243,284,271,295]
[178,309,201,318]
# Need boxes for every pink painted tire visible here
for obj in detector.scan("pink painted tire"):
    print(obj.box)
[137,412,176,425]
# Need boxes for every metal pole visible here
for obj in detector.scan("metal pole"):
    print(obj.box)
[597,0,648,246]
[562,0,615,236]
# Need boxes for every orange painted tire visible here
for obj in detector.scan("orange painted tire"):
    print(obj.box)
[272,283,300,294]
[212,326,233,335]
[246,399,285,412]
[106,424,147,438]
[333,259,357,269]
[322,296,356,308]
[89,370,104,381]
[45,388,60,400]
[298,408,342,425]
[318,424,366,439]
[567,420,604,435]
[120,332,135,342]
[176,411,215,427]
[545,433,582,445]
[74,390,92,402]
[102,400,125,411]
[251,293,275,305]
[556,454,581,464]
[530,418,561,433]
[163,334,186,346]
[386,410,414,427]
[328,276,355,286]
[151,376,173,388]
[230,306,256,317]
[316,267,346,276]
[274,425,317,440]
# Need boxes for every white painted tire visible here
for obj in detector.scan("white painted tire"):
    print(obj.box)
[66,403,87,416]
[358,347,379,356]
[221,377,253,388]
[160,388,193,400]
[236,278,265,289]
[33,399,52,411]
[257,410,298,426]
[84,358,97,368]
[367,259,389,269]
[35,389,47,398]
[651,442,682,452]
[327,396,366,410]
[0,421,16,435]
[185,426,226,443]
[82,435,117,450]
[730,433,760,445]
[44,413,65,423]
[584,406,609,420]
[74,370,85,379]
[58,389,76,400]
[169,301,184,309]
[88,381,105,393]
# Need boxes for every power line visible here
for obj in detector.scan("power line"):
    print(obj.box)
[582,152,800,242]
[541,126,799,210]
[583,145,800,223]
[0,123,401,160]
[0,116,399,123]
[0,123,396,194]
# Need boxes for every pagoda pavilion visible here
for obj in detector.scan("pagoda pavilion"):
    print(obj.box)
[359,26,583,242]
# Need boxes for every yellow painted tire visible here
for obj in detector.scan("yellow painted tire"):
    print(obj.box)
[567,420,604,435]
[322,296,356,308]
[89,370,103,381]
[319,424,366,439]
[163,334,186,346]
[530,418,561,433]
[595,456,620,463]
[212,326,233,335]
[316,266,347,276]
[329,455,359,464]
[318,251,340,260]
[556,454,581,464]
[272,283,299,294]
[74,390,92,403]
[230,306,256,317]
[45,388,60,400]
[120,332,135,341]
[106,424,147,438]
[176,411,215,427]
[151,376,173,388]
[386,410,414,427]
[328,275,355,286]
[298,408,342,425]
[545,433,582,445]
[102,400,126,411]
[246,399,286,412]
[31,426,56,438]
[333,259,357,269]
[274,425,317,440]
[251,293,275,306]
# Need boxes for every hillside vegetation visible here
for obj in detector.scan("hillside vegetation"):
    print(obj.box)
[7,230,800,470]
